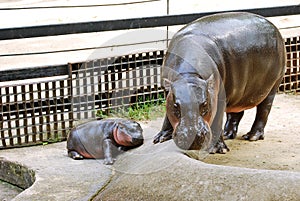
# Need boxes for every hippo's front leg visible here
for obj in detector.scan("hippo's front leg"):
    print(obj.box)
[208,97,229,154]
[153,114,173,144]
[103,139,116,165]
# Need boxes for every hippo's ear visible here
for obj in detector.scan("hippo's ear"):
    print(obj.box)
[163,78,172,91]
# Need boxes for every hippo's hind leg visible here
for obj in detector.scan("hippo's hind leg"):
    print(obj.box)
[242,85,278,141]
[68,150,84,160]
[223,111,244,140]
[153,114,173,144]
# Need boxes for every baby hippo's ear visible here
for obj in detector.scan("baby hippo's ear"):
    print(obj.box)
[163,78,172,91]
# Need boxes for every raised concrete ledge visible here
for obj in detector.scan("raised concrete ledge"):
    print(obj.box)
[96,141,300,201]
[2,140,300,201]
[0,142,112,201]
[0,158,35,190]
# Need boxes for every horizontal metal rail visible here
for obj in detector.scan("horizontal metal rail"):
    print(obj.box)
[0,65,70,82]
[0,5,299,40]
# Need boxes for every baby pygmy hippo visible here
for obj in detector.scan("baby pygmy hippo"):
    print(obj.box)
[67,118,144,165]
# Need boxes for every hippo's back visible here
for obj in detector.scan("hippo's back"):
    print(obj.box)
[173,12,286,111]
[67,121,106,158]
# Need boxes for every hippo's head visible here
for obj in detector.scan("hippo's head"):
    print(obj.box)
[113,120,144,148]
[164,75,215,150]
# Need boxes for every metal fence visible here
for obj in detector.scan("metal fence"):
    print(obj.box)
[0,6,300,148]
[280,36,300,92]
[0,50,164,148]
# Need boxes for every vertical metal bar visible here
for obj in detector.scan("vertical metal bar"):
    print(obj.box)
[60,80,66,138]
[111,59,116,108]
[29,84,37,143]
[153,51,159,99]
[13,86,21,145]
[132,54,138,102]
[139,54,144,102]
[52,81,58,140]
[98,60,104,111]
[21,85,28,144]
[68,63,74,129]
[45,82,51,139]
[117,58,123,107]
[75,64,81,120]
[104,59,110,111]
[82,63,88,119]
[5,87,13,146]
[0,87,6,147]
[90,61,96,118]
[286,38,292,92]
[146,52,151,101]
[37,83,43,142]
[126,56,130,96]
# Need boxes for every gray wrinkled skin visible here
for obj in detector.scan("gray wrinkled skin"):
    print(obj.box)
[67,119,144,165]
[153,12,285,153]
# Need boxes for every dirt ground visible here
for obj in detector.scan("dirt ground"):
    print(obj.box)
[196,93,300,172]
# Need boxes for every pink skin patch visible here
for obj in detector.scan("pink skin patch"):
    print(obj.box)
[113,127,133,147]
[80,152,93,159]
[226,105,256,113]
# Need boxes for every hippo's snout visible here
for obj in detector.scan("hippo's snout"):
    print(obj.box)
[173,118,212,150]
[131,137,144,146]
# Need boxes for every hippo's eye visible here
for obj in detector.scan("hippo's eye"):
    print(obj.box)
[200,101,209,116]
[173,102,181,118]
[173,99,180,109]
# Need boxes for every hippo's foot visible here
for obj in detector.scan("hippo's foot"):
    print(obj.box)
[242,130,264,141]
[68,151,84,160]
[223,129,237,140]
[153,130,173,144]
[209,138,230,154]
[104,157,116,165]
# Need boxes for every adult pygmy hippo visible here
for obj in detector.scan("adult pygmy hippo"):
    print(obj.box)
[153,12,285,153]
[67,119,144,165]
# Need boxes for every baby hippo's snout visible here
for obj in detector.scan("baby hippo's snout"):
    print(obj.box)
[131,136,144,146]
[173,118,212,150]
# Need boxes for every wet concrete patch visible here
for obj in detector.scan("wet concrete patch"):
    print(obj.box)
[0,158,35,200]
[0,180,23,201]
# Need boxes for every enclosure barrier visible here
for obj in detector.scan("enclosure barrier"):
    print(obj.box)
[0,6,299,148]
[0,51,165,148]
[280,36,300,92]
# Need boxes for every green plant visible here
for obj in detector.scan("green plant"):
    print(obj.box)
[96,95,166,121]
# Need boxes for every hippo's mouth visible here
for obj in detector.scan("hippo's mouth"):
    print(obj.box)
[172,121,212,150]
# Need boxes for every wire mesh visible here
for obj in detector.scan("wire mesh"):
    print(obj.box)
[0,75,72,148]
[71,50,165,120]
[279,36,300,93]
[0,50,164,148]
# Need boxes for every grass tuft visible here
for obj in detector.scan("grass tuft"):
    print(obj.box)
[96,96,166,121]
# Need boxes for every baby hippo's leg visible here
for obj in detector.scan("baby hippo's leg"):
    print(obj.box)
[68,151,84,160]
